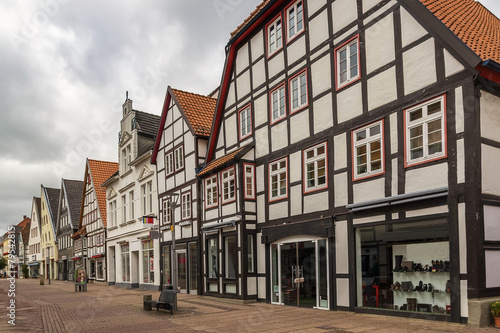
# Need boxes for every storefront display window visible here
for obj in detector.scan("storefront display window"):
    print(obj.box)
[162,245,171,286]
[121,244,130,282]
[142,240,154,284]
[356,219,450,315]
[189,242,197,292]
[224,236,237,279]
[208,238,218,279]
[96,258,104,280]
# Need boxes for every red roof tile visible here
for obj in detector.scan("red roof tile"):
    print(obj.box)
[88,159,119,228]
[197,147,246,178]
[171,89,216,137]
[420,0,500,63]
[71,226,86,239]
[231,0,271,37]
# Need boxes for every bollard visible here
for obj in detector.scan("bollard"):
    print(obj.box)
[143,295,152,311]
[39,275,44,285]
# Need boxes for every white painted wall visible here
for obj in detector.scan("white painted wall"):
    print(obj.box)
[480,91,500,142]
[405,162,448,193]
[353,178,385,203]
[332,0,358,32]
[367,66,397,111]
[400,7,428,48]
[337,83,363,123]
[313,93,334,134]
[403,38,437,95]
[309,9,329,50]
[482,144,500,196]
[365,13,395,74]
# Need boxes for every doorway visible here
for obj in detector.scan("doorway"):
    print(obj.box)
[176,250,187,292]
[271,239,329,309]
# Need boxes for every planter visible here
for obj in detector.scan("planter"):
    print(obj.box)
[495,316,500,329]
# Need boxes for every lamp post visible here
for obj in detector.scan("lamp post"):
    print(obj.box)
[169,193,180,310]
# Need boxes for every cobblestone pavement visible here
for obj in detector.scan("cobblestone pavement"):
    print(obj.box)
[0,278,497,332]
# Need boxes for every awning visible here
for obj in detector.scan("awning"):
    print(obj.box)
[201,220,236,233]
[70,256,81,261]
[28,262,40,266]
[92,254,104,258]
[346,187,448,213]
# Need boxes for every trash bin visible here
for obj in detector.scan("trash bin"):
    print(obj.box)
[39,275,44,285]
[143,295,152,311]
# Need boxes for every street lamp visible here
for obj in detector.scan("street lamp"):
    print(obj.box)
[169,193,180,310]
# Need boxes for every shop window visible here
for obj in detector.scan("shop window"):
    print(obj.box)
[239,105,252,140]
[269,157,288,201]
[352,120,384,180]
[270,83,286,124]
[121,244,130,282]
[142,240,154,284]
[162,245,171,286]
[286,0,304,42]
[267,14,283,57]
[225,236,237,279]
[356,219,450,315]
[96,258,104,280]
[336,36,360,90]
[303,142,328,193]
[207,238,218,279]
[221,167,236,204]
[205,175,218,208]
[405,95,446,166]
[289,70,308,113]
[244,164,256,200]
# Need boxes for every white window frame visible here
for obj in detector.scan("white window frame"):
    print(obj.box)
[286,0,304,42]
[162,199,171,225]
[405,95,446,166]
[353,120,385,180]
[304,142,328,193]
[129,191,134,220]
[289,70,308,113]
[165,152,174,175]
[181,192,192,220]
[121,195,127,223]
[141,181,153,215]
[174,146,184,171]
[269,157,288,201]
[221,167,236,204]
[244,163,256,200]
[270,84,286,124]
[267,14,283,57]
[239,105,252,140]
[205,175,218,208]
[336,36,360,90]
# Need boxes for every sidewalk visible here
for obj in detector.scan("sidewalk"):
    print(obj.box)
[0,278,497,332]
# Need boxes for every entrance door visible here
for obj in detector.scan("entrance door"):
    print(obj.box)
[280,241,316,308]
[176,250,187,293]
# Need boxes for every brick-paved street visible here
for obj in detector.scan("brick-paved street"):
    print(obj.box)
[0,278,497,333]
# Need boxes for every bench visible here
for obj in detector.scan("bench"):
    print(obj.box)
[144,290,177,314]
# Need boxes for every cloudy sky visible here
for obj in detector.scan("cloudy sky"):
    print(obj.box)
[1,0,499,233]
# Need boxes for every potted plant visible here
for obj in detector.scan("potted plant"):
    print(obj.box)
[491,301,500,328]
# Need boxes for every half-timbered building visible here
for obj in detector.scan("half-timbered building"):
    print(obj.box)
[151,87,216,293]
[198,0,500,325]
[104,97,161,291]
[72,158,118,283]
[55,179,83,281]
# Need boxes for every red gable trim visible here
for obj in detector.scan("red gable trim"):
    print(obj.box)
[206,0,287,163]
[151,88,172,164]
[477,65,500,85]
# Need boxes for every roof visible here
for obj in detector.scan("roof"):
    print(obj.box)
[62,179,84,229]
[87,159,119,228]
[197,145,252,178]
[71,226,86,239]
[172,88,217,137]
[17,217,31,244]
[419,0,500,64]
[231,0,271,37]
[33,197,41,229]
[135,110,161,138]
[43,186,61,231]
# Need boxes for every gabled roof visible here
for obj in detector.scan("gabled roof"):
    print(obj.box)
[231,0,271,38]
[151,87,216,164]
[419,0,500,64]
[62,179,84,229]
[42,186,61,232]
[17,217,31,244]
[135,110,161,138]
[197,144,253,178]
[87,159,119,229]
[32,197,41,230]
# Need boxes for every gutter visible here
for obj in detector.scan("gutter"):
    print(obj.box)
[481,59,500,73]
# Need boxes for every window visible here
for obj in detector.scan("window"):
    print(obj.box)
[221,167,235,204]
[148,181,153,213]
[286,1,304,42]
[304,142,328,192]
[244,164,256,200]
[165,152,174,175]
[267,15,282,56]
[122,145,131,173]
[129,191,134,220]
[141,181,153,215]
[247,234,255,273]
[162,245,171,285]
[142,240,154,283]
[205,175,218,208]
[336,36,360,89]
[239,105,252,140]
[208,238,218,279]
[121,244,130,282]
[405,95,446,166]
[162,199,171,225]
[121,195,127,223]
[270,84,286,124]
[181,192,191,220]
[174,146,184,171]
[353,121,384,180]
[269,157,288,201]
[224,236,237,279]
[289,70,308,113]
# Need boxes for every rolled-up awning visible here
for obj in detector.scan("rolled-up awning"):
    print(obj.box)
[91,254,104,258]
[70,256,81,261]
[28,262,40,266]
[201,220,235,233]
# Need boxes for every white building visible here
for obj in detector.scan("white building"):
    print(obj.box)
[27,197,42,277]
